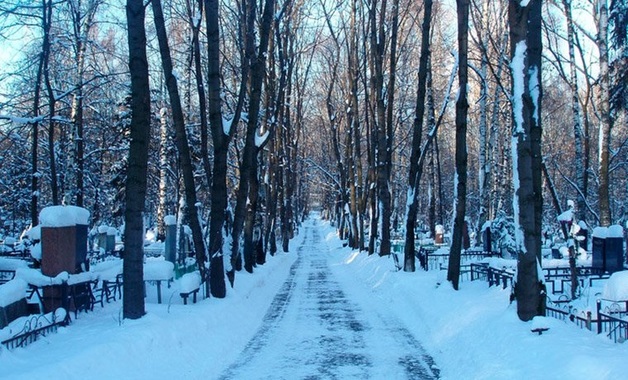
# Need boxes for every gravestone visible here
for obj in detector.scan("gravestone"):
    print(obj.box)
[482,225,492,252]
[592,226,607,271]
[39,205,90,313]
[164,215,177,264]
[606,225,624,273]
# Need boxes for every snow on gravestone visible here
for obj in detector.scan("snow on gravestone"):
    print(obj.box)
[602,271,628,301]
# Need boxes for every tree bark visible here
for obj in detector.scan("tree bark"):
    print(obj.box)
[404,0,433,272]
[123,0,151,319]
[205,0,227,298]
[152,0,208,282]
[509,0,545,321]
[448,0,470,290]
[595,0,613,226]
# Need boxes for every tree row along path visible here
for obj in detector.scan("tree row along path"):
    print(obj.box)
[216,218,440,379]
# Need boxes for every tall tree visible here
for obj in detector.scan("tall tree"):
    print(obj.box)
[123,0,152,319]
[68,0,100,207]
[595,0,613,226]
[509,0,545,321]
[231,0,276,274]
[205,0,228,298]
[447,0,469,290]
[151,0,208,281]
[404,0,433,272]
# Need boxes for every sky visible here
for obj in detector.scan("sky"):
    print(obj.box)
[1,215,628,379]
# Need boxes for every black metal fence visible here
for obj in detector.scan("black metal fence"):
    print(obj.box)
[1,311,66,350]
[417,246,501,271]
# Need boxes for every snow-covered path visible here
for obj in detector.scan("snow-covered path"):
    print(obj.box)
[218,219,439,379]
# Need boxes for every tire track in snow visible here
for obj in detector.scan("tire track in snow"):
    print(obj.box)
[218,219,439,379]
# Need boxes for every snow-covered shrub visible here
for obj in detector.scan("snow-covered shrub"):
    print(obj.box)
[490,211,517,259]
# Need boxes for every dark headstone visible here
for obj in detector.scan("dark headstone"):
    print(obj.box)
[592,236,606,271]
[577,222,588,252]
[483,227,492,252]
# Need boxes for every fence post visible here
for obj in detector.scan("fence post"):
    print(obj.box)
[597,300,602,334]
[586,311,592,331]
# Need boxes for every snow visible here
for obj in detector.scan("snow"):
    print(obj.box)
[24,225,41,240]
[107,227,117,236]
[0,279,28,307]
[592,226,608,239]
[0,216,627,379]
[164,215,176,226]
[0,258,29,271]
[66,272,97,286]
[602,271,628,301]
[557,209,574,223]
[511,41,527,134]
[98,225,108,234]
[607,225,624,238]
[30,243,41,260]
[143,259,174,281]
[90,259,122,282]
[223,116,233,136]
[255,128,270,147]
[179,271,201,293]
[14,268,69,287]
[39,205,90,227]
[511,136,526,254]
[529,65,540,125]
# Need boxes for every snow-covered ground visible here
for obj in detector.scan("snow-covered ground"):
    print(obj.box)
[1,215,627,379]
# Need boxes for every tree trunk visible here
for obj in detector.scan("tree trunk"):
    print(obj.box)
[232,0,276,274]
[123,0,151,319]
[595,0,613,226]
[152,0,208,282]
[404,0,432,272]
[42,0,58,206]
[205,0,227,298]
[448,0,470,290]
[509,0,545,321]
[562,0,586,222]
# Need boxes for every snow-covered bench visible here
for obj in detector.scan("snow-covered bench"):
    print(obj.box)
[144,260,174,304]
[179,272,202,305]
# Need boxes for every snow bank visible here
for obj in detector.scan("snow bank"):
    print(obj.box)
[98,225,109,234]
[107,227,117,236]
[602,271,628,301]
[179,272,202,293]
[0,278,28,307]
[164,215,176,226]
[144,260,174,281]
[39,205,90,227]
